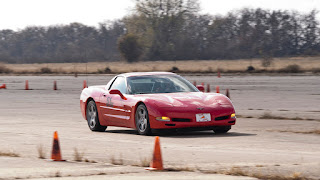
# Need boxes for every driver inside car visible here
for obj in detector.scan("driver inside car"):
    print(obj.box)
[152,80,175,93]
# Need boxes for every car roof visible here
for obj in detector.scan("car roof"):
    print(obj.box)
[119,72,176,78]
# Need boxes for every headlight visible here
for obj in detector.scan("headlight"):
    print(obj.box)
[156,116,170,121]
[231,113,236,119]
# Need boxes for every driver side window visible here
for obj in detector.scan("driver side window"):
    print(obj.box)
[109,76,127,94]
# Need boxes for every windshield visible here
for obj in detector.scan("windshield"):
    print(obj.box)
[127,75,199,94]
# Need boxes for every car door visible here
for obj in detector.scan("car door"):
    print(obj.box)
[100,76,128,126]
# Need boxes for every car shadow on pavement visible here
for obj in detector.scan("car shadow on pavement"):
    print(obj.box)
[105,129,138,135]
[156,131,257,138]
[105,129,256,138]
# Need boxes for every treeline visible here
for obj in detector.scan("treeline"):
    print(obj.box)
[0,22,125,63]
[0,0,319,63]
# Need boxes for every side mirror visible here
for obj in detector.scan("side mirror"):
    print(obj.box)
[109,89,127,100]
[196,85,205,92]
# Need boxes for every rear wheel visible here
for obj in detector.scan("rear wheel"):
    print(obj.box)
[135,104,152,135]
[86,100,107,132]
[213,126,231,134]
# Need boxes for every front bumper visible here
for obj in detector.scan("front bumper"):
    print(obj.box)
[149,108,236,129]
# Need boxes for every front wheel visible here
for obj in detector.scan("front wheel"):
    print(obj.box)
[135,104,152,135]
[213,126,231,134]
[86,100,107,132]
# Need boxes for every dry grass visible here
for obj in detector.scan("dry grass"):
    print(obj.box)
[250,172,308,180]
[259,112,288,120]
[131,156,151,167]
[55,171,61,177]
[238,113,318,121]
[3,56,320,74]
[0,150,20,157]
[73,148,85,162]
[139,157,151,167]
[312,68,320,73]
[72,148,98,163]
[84,158,97,163]
[223,166,248,176]
[304,130,320,134]
[278,64,302,73]
[274,129,320,135]
[203,167,309,180]
[37,144,46,159]
[0,63,12,73]
[40,67,52,74]
[259,112,303,120]
[110,154,124,165]
[236,114,254,118]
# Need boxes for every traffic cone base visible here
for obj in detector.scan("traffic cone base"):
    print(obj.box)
[83,80,87,89]
[216,86,220,93]
[51,131,65,161]
[145,167,161,171]
[146,136,163,171]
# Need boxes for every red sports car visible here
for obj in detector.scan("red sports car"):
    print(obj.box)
[80,72,236,135]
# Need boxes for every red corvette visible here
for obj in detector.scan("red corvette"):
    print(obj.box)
[80,72,236,135]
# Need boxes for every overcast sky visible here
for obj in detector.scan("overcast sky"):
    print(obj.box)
[0,0,319,30]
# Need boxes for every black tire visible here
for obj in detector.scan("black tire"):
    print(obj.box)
[135,104,152,135]
[86,100,107,132]
[213,126,231,134]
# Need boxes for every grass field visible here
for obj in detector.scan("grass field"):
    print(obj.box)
[1,56,320,74]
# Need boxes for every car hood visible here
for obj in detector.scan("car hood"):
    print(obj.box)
[140,92,233,109]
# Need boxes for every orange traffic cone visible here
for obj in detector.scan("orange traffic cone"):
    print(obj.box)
[146,136,163,171]
[216,86,220,93]
[51,131,65,161]
[83,80,87,89]
[0,84,6,89]
[226,88,230,99]
[53,81,57,90]
[206,84,210,92]
[25,80,29,90]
